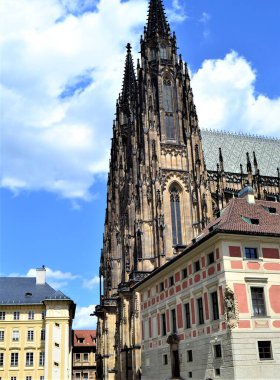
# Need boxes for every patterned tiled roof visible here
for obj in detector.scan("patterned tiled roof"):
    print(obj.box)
[73,330,96,347]
[201,129,280,177]
[0,277,71,305]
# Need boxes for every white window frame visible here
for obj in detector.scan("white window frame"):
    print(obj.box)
[12,330,19,342]
[27,330,34,341]
[26,352,34,367]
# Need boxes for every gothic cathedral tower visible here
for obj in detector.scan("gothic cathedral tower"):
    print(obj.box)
[95,1,212,378]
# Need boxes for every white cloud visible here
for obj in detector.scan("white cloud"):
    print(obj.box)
[83,275,99,289]
[1,2,279,202]
[167,0,187,23]
[0,0,147,201]
[191,51,280,138]
[73,304,96,329]
[200,12,211,24]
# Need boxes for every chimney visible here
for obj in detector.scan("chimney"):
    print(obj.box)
[238,186,255,204]
[36,266,46,285]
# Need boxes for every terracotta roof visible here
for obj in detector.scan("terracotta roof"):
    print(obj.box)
[199,198,280,238]
[134,194,280,290]
[73,330,96,347]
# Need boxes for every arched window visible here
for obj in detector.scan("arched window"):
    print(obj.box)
[170,184,182,246]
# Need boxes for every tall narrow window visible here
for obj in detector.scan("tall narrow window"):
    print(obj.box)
[163,81,173,112]
[171,309,177,333]
[211,291,219,320]
[161,313,167,336]
[170,185,182,246]
[184,303,191,329]
[197,298,204,325]
[163,80,176,140]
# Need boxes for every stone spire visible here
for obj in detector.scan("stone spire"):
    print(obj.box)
[146,0,170,40]
[121,43,137,106]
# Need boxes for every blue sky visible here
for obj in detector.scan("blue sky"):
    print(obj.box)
[1,0,280,328]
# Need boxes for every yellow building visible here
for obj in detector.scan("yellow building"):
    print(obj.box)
[0,267,76,380]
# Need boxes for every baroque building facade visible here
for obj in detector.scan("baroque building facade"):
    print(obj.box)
[95,1,280,379]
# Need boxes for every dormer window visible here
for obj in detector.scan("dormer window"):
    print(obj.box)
[263,206,277,214]
[242,216,259,225]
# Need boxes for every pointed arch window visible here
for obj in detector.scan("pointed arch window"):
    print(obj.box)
[170,184,182,246]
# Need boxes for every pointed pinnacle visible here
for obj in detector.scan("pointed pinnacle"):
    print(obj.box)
[146,0,170,40]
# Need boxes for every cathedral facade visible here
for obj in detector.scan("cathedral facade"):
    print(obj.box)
[94,1,280,379]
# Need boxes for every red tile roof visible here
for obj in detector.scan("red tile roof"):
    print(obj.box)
[201,198,280,237]
[73,330,96,347]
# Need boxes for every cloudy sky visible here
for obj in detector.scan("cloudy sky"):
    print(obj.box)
[1,0,280,329]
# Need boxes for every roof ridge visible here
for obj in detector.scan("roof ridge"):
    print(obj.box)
[202,128,279,142]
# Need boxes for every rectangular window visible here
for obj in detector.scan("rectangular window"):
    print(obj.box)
[0,353,3,367]
[251,287,266,316]
[160,282,164,292]
[184,303,191,329]
[182,268,188,279]
[41,329,45,341]
[197,298,204,325]
[27,330,34,341]
[83,374,88,380]
[171,309,177,333]
[188,372,192,378]
[28,311,34,320]
[215,368,221,376]
[245,247,258,259]
[75,374,81,379]
[258,341,273,360]
[207,252,214,265]
[161,313,167,336]
[0,312,5,320]
[187,350,193,362]
[0,330,4,341]
[194,260,200,272]
[169,276,174,286]
[13,311,20,320]
[83,353,89,361]
[39,352,45,366]
[214,344,222,358]
[41,312,45,320]
[211,291,219,320]
[11,377,17,380]
[12,330,19,341]
[40,377,44,380]
[163,354,168,365]
[76,353,81,361]
[26,352,33,366]
[11,352,18,366]
[26,377,32,380]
